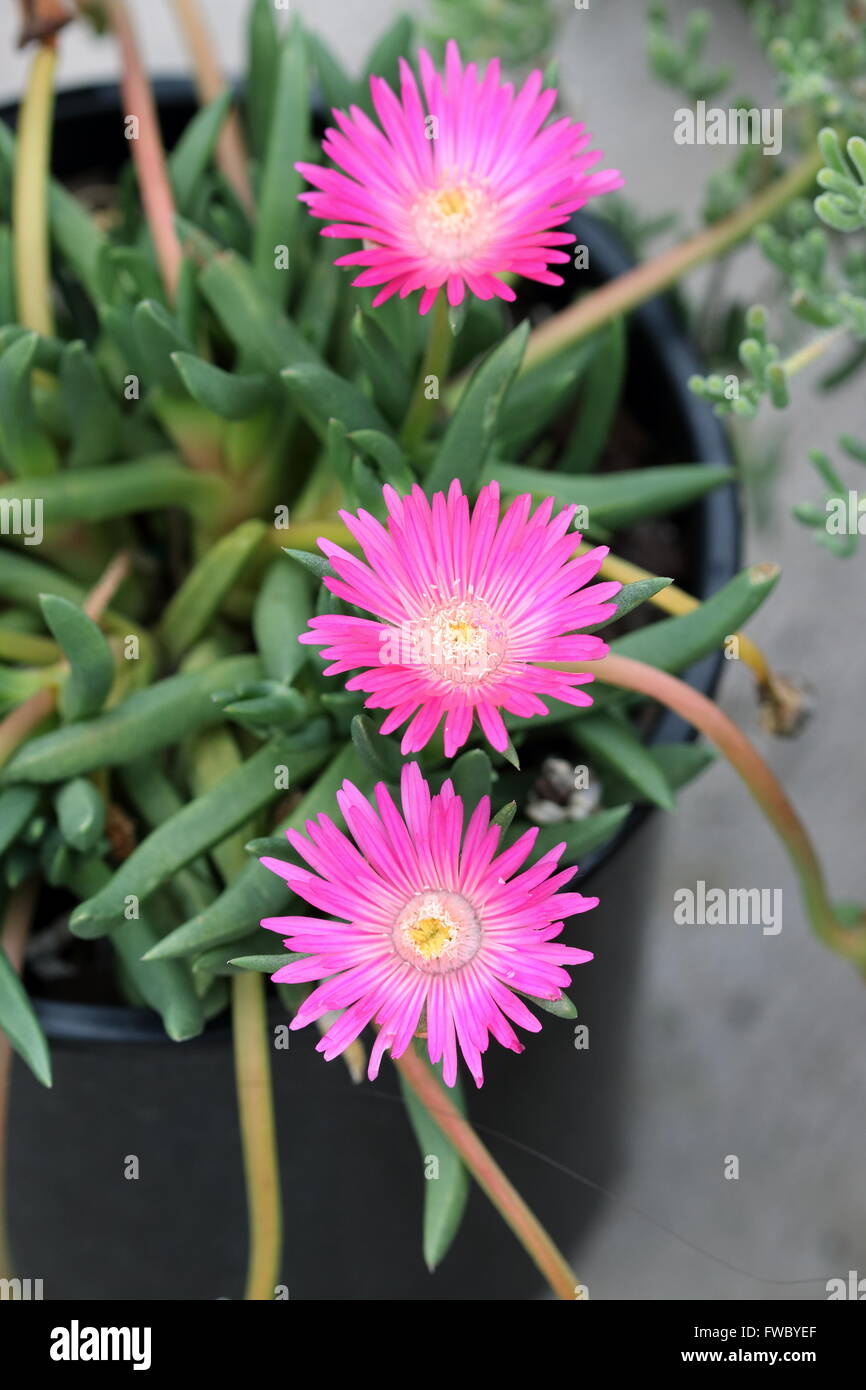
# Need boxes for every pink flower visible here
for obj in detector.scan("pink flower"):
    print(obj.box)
[261,762,596,1086]
[300,479,621,757]
[296,39,623,314]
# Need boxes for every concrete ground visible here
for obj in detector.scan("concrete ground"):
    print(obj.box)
[2,0,864,1301]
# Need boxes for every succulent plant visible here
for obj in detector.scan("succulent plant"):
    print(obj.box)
[1,0,864,1300]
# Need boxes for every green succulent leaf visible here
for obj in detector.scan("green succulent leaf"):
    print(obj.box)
[350,713,404,780]
[194,240,318,372]
[497,338,597,458]
[609,562,780,673]
[1,655,262,784]
[0,455,225,527]
[585,576,673,632]
[157,519,267,662]
[491,799,517,833]
[132,300,193,390]
[69,723,332,939]
[171,352,276,420]
[520,990,578,1019]
[54,776,105,852]
[0,944,52,1087]
[560,317,627,473]
[398,1055,470,1272]
[296,251,343,353]
[0,785,41,855]
[216,680,308,733]
[570,711,676,811]
[281,361,390,438]
[0,333,59,477]
[449,748,493,811]
[427,321,529,494]
[169,89,234,211]
[253,559,312,684]
[486,461,733,532]
[306,30,357,111]
[351,311,413,426]
[362,13,415,94]
[349,429,416,492]
[145,745,370,960]
[254,22,309,304]
[59,342,124,468]
[226,953,299,974]
[246,0,281,159]
[529,804,634,860]
[39,594,114,723]
[0,120,105,301]
[281,548,335,581]
[599,741,716,807]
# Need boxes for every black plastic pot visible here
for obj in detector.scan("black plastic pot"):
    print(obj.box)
[4,85,739,1301]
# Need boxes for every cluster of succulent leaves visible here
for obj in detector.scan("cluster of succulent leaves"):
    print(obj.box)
[423,0,559,70]
[652,1,866,130]
[0,3,785,1262]
[749,0,866,131]
[792,434,866,557]
[689,304,790,419]
[647,5,866,561]
[647,5,733,103]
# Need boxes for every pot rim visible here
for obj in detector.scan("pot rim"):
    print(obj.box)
[2,81,740,1044]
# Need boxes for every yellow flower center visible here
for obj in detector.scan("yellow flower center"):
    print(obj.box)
[434,187,471,219]
[411,179,497,264]
[393,891,482,974]
[420,598,508,686]
[407,915,456,960]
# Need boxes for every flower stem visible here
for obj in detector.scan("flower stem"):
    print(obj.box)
[13,40,57,338]
[782,326,847,378]
[577,543,801,731]
[563,651,866,965]
[171,0,255,217]
[0,688,55,769]
[232,972,282,1301]
[401,293,454,451]
[520,146,823,373]
[108,0,182,302]
[394,1045,583,1300]
[0,879,38,1282]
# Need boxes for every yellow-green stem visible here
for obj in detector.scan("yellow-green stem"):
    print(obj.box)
[782,326,847,378]
[394,1045,583,1300]
[13,42,57,338]
[401,293,454,450]
[566,652,866,965]
[232,972,282,1301]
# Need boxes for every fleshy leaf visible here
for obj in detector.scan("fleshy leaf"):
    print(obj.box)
[398,1055,470,1272]
[0,945,52,1086]
[39,594,114,723]
[427,321,529,494]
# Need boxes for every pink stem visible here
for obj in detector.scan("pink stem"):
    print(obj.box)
[108,0,182,301]
[394,1045,582,1300]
